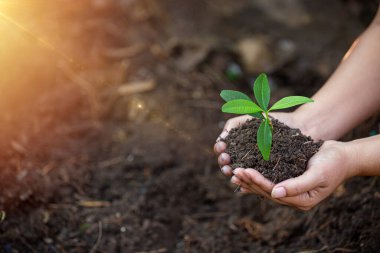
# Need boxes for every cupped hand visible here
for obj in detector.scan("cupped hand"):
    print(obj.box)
[232,140,353,210]
[214,112,299,177]
[214,113,354,210]
[214,115,253,177]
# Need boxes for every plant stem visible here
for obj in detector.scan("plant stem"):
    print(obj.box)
[264,111,273,129]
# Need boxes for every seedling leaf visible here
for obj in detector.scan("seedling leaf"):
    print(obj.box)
[220,90,251,102]
[254,73,270,110]
[257,119,272,161]
[269,96,314,111]
[222,99,263,114]
[220,73,313,162]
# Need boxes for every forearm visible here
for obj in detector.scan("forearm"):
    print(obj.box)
[294,19,380,140]
[345,135,380,177]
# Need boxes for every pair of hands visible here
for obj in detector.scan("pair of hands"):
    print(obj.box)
[214,113,353,211]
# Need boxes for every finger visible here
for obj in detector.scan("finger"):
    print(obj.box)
[276,191,319,210]
[239,187,250,193]
[246,184,271,198]
[221,165,233,177]
[234,180,260,195]
[244,169,275,193]
[233,169,274,198]
[238,181,291,207]
[240,186,259,195]
[216,130,229,142]
[232,168,251,184]
[271,169,322,198]
[240,183,289,206]
[232,175,271,198]
[231,175,242,185]
[231,175,291,208]
[214,141,227,155]
[218,153,231,167]
[233,169,296,207]
[223,115,252,132]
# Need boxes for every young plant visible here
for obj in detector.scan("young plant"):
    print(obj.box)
[220,73,313,161]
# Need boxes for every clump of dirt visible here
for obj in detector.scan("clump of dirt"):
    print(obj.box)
[224,118,322,183]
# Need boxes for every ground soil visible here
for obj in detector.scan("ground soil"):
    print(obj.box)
[0,0,379,252]
[224,118,322,183]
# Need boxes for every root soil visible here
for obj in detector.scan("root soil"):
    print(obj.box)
[225,118,322,183]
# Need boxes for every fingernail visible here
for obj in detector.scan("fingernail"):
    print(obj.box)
[221,166,229,174]
[233,167,245,175]
[271,187,286,198]
[221,153,228,161]
[219,130,228,139]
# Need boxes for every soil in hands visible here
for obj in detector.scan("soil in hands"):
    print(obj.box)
[224,118,323,183]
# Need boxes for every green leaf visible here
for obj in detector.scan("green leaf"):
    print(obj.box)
[222,99,263,114]
[220,90,252,102]
[257,119,272,161]
[253,73,270,111]
[269,96,314,111]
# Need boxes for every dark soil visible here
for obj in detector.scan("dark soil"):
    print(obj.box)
[224,118,322,183]
[0,0,379,252]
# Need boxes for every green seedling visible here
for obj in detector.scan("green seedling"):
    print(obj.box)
[220,73,313,161]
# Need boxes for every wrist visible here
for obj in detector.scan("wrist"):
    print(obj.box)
[340,141,361,179]
[321,141,359,181]
[291,108,323,140]
[343,138,378,177]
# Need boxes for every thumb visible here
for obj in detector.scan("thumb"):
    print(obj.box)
[271,169,321,198]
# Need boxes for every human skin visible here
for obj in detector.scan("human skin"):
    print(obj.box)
[214,7,380,210]
[215,113,380,210]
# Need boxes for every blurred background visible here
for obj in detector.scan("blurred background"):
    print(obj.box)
[0,0,379,252]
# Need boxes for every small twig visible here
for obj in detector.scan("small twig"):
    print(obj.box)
[273,158,281,170]
[135,248,167,253]
[296,246,328,253]
[0,211,6,223]
[98,156,124,169]
[318,220,332,230]
[368,176,378,189]
[241,149,253,160]
[317,234,332,253]
[332,248,356,252]
[117,79,156,96]
[78,200,111,208]
[90,221,103,253]
[303,141,313,145]
[234,185,241,193]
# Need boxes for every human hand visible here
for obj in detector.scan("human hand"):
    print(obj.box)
[232,140,355,210]
[214,112,301,177]
[214,115,253,177]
